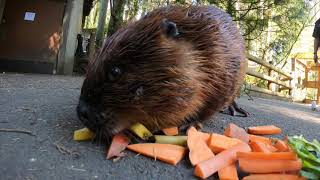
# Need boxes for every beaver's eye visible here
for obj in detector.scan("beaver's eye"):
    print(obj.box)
[108,66,122,81]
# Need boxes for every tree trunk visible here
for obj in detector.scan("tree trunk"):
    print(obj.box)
[96,0,109,47]
[107,0,126,37]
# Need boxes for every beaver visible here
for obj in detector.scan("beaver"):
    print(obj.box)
[77,5,248,139]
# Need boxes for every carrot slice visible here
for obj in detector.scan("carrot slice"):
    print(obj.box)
[239,158,302,173]
[249,140,277,153]
[247,125,281,135]
[218,164,238,180]
[199,132,211,145]
[274,139,290,152]
[209,133,242,153]
[194,143,251,179]
[249,135,273,145]
[242,174,306,180]
[187,127,214,166]
[237,152,297,160]
[162,127,179,136]
[126,143,187,165]
[106,133,130,159]
[224,123,249,143]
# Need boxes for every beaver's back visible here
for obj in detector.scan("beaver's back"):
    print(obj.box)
[143,6,247,120]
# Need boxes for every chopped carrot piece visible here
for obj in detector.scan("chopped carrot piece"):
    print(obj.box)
[249,135,273,145]
[247,125,281,135]
[199,132,211,145]
[239,158,302,173]
[208,133,242,153]
[106,133,130,159]
[224,123,249,143]
[187,127,214,166]
[162,127,179,136]
[194,143,251,179]
[274,139,290,152]
[126,143,187,165]
[249,140,277,153]
[237,152,297,160]
[218,164,238,180]
[242,174,306,180]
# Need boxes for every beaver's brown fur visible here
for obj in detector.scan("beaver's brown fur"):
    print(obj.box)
[77,5,247,137]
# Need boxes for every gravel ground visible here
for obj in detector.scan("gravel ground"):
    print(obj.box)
[0,73,319,180]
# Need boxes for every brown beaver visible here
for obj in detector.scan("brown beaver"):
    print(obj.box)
[77,5,248,139]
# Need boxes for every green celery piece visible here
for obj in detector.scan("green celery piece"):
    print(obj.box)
[300,170,320,180]
[303,160,320,175]
[288,135,320,178]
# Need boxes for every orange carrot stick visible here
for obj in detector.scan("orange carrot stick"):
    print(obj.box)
[247,125,281,135]
[162,127,179,136]
[194,143,251,179]
[209,133,242,153]
[239,158,302,173]
[106,133,130,159]
[242,174,306,180]
[224,123,249,143]
[249,140,277,153]
[199,132,211,145]
[218,164,239,180]
[274,139,290,152]
[249,135,273,145]
[187,127,214,166]
[237,152,297,160]
[126,143,187,165]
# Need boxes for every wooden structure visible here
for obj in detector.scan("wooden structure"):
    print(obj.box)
[245,52,320,104]
[0,0,87,75]
[245,54,293,101]
[291,52,320,104]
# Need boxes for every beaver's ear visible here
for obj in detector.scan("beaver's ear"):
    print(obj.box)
[161,19,179,38]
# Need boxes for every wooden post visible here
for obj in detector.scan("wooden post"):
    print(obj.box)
[290,58,296,97]
[267,68,273,91]
[88,32,96,61]
[96,0,108,47]
[317,65,320,104]
[57,0,84,75]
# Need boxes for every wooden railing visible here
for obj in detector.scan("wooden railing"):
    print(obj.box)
[245,54,293,100]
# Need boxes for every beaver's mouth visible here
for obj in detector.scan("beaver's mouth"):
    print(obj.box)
[76,99,108,132]
[76,99,128,143]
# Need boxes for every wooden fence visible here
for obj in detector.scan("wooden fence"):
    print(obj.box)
[245,54,293,101]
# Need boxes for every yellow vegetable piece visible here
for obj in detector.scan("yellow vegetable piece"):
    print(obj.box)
[73,127,94,141]
[129,123,153,140]
[155,135,187,146]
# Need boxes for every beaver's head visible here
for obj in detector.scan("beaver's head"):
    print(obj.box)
[77,10,207,138]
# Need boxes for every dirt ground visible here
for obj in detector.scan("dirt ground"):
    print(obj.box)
[0,73,319,180]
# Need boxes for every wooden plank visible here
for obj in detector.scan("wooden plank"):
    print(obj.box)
[247,54,293,79]
[296,59,307,68]
[305,81,318,89]
[310,66,320,71]
[246,85,292,99]
[246,69,292,89]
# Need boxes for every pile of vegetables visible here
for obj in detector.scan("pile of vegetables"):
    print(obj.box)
[73,123,319,179]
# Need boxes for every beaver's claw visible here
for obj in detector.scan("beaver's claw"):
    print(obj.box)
[179,121,203,134]
[221,101,249,117]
